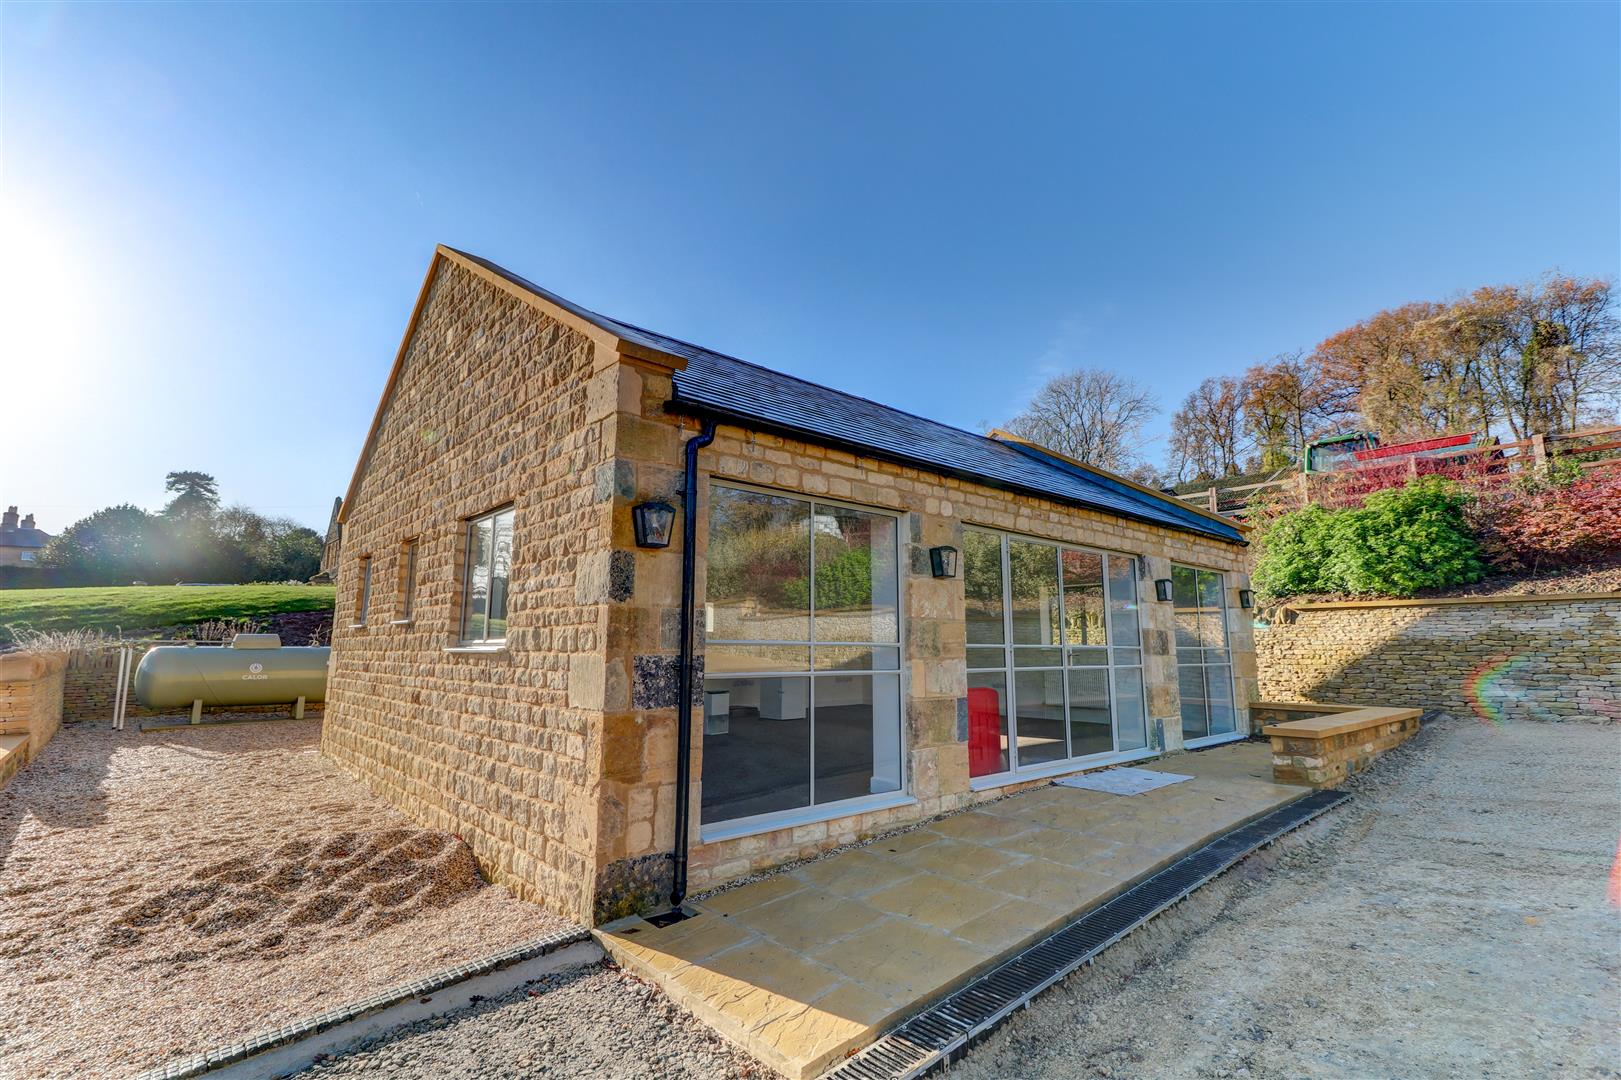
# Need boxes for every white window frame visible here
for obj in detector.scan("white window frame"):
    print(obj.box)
[352,555,373,628]
[698,481,912,843]
[965,526,1155,791]
[459,506,514,646]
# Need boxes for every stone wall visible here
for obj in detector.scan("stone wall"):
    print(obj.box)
[322,255,630,925]
[1256,593,1621,721]
[65,646,145,723]
[1261,705,1422,787]
[0,651,67,762]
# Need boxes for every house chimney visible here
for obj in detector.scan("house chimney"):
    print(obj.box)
[1,507,17,531]
[21,514,35,530]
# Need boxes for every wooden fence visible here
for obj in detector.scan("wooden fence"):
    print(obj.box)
[1176,424,1621,518]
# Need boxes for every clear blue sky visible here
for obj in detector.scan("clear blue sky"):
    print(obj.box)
[4,2,1616,533]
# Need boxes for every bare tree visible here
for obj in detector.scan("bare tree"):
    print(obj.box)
[1167,376,1249,482]
[1003,368,1159,475]
[1529,275,1619,430]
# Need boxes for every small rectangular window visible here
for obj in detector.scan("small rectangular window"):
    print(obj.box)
[355,556,373,626]
[398,539,418,621]
[460,507,514,644]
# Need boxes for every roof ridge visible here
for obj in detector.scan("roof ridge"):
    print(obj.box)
[349,246,1243,545]
[449,248,1006,452]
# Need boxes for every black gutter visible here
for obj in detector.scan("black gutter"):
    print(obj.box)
[668,419,717,912]
[664,400,1246,546]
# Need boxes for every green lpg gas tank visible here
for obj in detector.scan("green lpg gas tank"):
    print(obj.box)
[133,634,329,709]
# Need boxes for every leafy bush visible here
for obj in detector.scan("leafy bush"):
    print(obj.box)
[1324,479,1485,595]
[1468,471,1621,571]
[1256,478,1485,598]
[1252,504,1334,596]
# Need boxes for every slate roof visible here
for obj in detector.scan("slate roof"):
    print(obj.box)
[447,249,1245,545]
[0,527,49,550]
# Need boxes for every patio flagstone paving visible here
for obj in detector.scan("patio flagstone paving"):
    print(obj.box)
[597,742,1308,1080]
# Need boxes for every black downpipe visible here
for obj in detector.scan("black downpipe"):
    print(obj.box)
[669,419,717,910]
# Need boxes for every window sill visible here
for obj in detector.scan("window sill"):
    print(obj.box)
[443,643,508,656]
[969,746,1162,792]
[347,623,368,630]
[699,791,916,845]
[390,618,415,626]
[1183,730,1247,750]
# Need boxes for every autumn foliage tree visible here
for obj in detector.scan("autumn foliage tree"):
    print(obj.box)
[1310,274,1618,444]
[1187,272,1618,483]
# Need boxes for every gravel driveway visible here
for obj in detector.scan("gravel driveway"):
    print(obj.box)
[0,718,573,1080]
[299,964,769,1080]
[296,715,1618,1080]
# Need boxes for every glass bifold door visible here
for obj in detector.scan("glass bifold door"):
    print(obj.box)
[964,529,1148,780]
[700,484,904,831]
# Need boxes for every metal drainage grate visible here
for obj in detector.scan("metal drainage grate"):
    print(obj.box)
[822,788,1351,1080]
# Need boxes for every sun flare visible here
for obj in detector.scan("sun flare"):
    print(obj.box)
[0,200,94,397]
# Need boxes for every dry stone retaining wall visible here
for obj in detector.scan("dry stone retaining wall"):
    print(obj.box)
[1256,593,1621,722]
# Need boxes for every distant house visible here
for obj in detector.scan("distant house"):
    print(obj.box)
[0,507,49,568]
[325,246,1258,925]
[310,496,342,584]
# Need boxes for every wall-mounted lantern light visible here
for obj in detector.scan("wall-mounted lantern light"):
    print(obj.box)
[929,545,959,578]
[1154,578,1174,602]
[1238,588,1255,610]
[632,501,677,548]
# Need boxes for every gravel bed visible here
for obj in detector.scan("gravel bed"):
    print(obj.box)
[296,963,773,1079]
[946,715,1621,1079]
[0,718,574,1080]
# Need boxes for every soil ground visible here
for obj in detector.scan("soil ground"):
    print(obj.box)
[299,716,1618,1079]
[948,716,1620,1080]
[0,718,573,1080]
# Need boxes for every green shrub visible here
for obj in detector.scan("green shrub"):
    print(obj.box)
[1325,479,1486,595]
[1255,478,1485,599]
[1253,504,1334,597]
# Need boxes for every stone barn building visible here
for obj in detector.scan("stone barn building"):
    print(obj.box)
[325,246,1257,925]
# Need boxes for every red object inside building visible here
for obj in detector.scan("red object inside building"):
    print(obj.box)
[967,685,1003,777]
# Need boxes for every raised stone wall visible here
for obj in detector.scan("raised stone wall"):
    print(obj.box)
[0,651,67,762]
[1256,593,1621,722]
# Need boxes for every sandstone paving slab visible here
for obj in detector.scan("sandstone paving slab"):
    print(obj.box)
[595,742,1308,1080]
[861,871,1010,931]
[695,872,807,915]
[726,889,889,952]
[789,846,920,897]
[888,835,1030,879]
[920,808,1039,843]
[805,916,996,1000]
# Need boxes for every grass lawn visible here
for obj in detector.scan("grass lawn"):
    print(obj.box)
[0,584,336,641]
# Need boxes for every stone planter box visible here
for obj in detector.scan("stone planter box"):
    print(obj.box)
[1258,700,1422,788]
